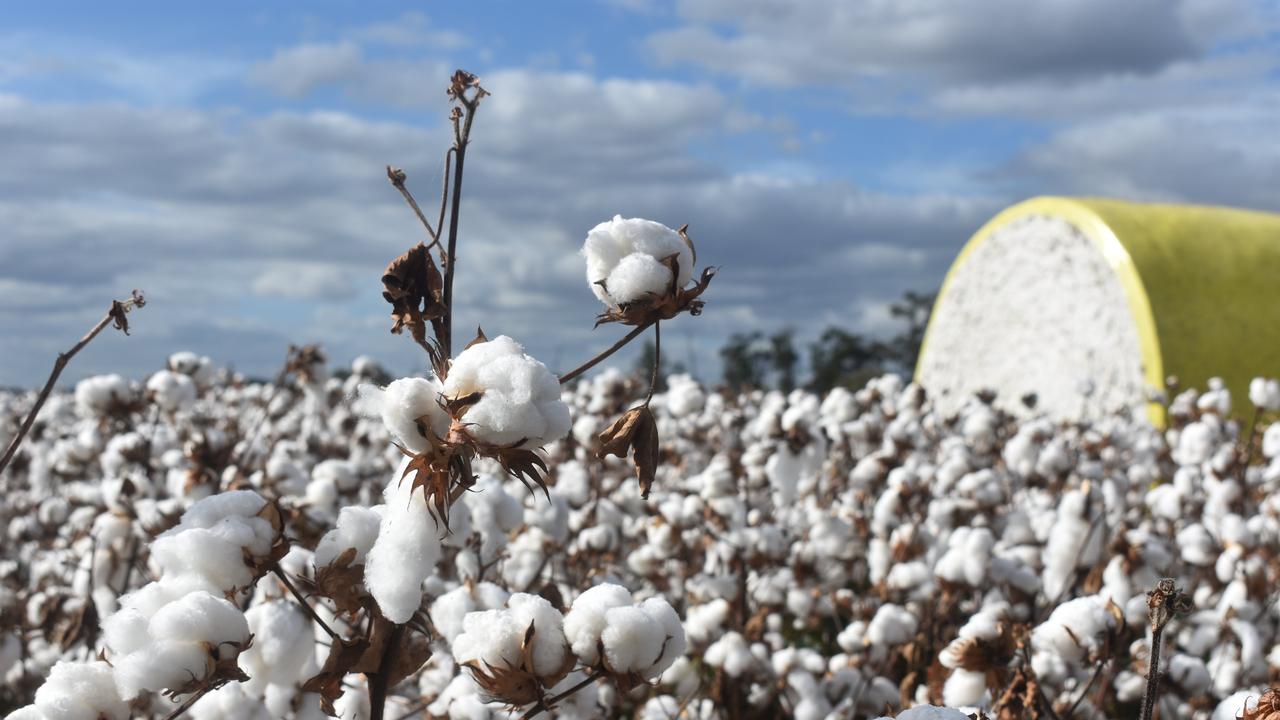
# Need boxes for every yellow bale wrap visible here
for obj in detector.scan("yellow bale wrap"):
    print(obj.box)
[918,196,1280,426]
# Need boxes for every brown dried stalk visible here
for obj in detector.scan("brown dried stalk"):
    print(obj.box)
[558,321,653,385]
[0,290,145,476]
[1140,579,1193,720]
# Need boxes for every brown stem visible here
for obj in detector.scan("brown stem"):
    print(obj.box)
[0,293,143,476]
[272,566,339,640]
[441,93,480,360]
[386,166,440,246]
[645,321,661,405]
[436,148,454,264]
[368,617,404,720]
[162,686,215,720]
[1241,405,1262,481]
[519,670,606,720]
[1140,621,1167,720]
[559,322,653,385]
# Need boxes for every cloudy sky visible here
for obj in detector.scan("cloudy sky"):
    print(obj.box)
[1,0,1277,387]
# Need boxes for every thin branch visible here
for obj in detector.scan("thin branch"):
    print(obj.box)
[441,94,480,360]
[645,321,661,405]
[559,322,653,385]
[0,291,144,476]
[519,670,606,720]
[436,148,455,264]
[1064,658,1108,718]
[386,166,440,248]
[162,686,215,720]
[272,566,339,640]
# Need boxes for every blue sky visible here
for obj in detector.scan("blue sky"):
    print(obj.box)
[1,1,1277,386]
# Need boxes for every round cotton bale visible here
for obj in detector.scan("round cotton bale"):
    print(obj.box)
[916,196,1280,426]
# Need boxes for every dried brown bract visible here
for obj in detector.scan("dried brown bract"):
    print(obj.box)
[163,635,254,701]
[597,405,660,498]
[463,621,573,707]
[1242,689,1280,720]
[382,243,447,370]
[595,252,717,328]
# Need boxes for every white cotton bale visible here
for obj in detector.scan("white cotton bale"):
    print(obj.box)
[918,196,1280,426]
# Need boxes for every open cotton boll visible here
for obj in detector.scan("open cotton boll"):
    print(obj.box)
[563,583,635,666]
[361,377,451,455]
[601,606,665,674]
[112,591,250,699]
[314,505,384,568]
[583,216,694,307]
[74,374,134,418]
[876,707,972,720]
[149,491,276,593]
[704,632,754,678]
[18,660,129,720]
[451,593,569,679]
[867,604,918,646]
[442,336,570,448]
[146,370,197,412]
[189,682,272,720]
[364,459,444,623]
[239,600,315,687]
[430,582,511,645]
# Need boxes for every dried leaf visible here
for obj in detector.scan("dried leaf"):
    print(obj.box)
[465,326,489,350]
[382,243,446,342]
[303,637,370,716]
[597,405,660,498]
[314,547,369,616]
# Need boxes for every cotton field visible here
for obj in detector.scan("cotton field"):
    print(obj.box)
[3,350,1280,720]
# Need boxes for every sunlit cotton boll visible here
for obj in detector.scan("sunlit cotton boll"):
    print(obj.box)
[362,377,451,455]
[1250,377,1280,411]
[451,593,569,679]
[442,335,570,448]
[363,459,444,624]
[11,660,130,720]
[583,215,693,307]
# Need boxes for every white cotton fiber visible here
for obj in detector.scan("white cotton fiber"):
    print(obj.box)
[601,606,664,674]
[314,505,384,567]
[442,336,570,448]
[451,593,568,679]
[638,596,687,676]
[24,660,129,720]
[364,460,443,623]
[112,591,250,699]
[363,376,451,455]
[563,583,635,666]
[240,600,315,687]
[150,490,275,593]
[74,374,134,418]
[605,253,672,304]
[146,370,197,412]
[430,583,511,645]
[583,215,694,307]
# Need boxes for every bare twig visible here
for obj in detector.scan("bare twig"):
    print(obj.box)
[441,79,484,360]
[0,291,145,476]
[518,670,606,720]
[272,566,339,640]
[386,165,440,247]
[367,618,403,720]
[1140,579,1193,720]
[559,322,653,385]
[162,685,215,720]
[645,321,661,405]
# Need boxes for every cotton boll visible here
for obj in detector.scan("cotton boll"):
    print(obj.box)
[583,216,693,307]
[364,459,444,623]
[1250,377,1280,410]
[451,593,569,680]
[25,660,129,720]
[602,606,665,674]
[942,668,988,708]
[362,377,451,455]
[188,682,272,720]
[74,374,135,418]
[704,632,754,678]
[564,583,634,666]
[867,604,918,646]
[314,505,384,568]
[147,370,197,412]
[442,336,570,448]
[604,253,672,305]
[240,600,316,687]
[887,707,978,720]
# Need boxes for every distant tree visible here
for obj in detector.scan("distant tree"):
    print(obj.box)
[807,327,885,394]
[720,332,772,391]
[634,340,684,392]
[887,291,935,373]
[770,330,799,393]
